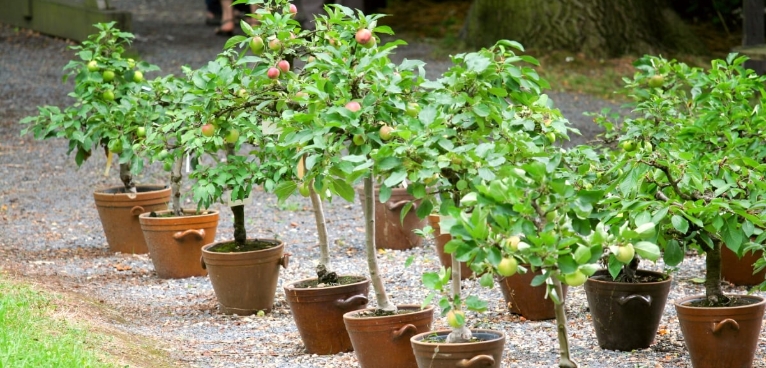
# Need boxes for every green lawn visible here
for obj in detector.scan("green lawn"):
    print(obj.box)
[0,274,113,368]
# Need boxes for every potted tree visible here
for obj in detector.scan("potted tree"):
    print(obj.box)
[135,73,221,279]
[20,22,169,254]
[595,54,766,367]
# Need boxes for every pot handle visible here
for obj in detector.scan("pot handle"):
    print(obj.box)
[617,294,652,306]
[173,229,206,241]
[279,253,291,269]
[391,324,417,341]
[386,199,417,211]
[130,206,146,216]
[457,355,495,368]
[200,256,206,270]
[335,295,369,309]
[712,318,740,334]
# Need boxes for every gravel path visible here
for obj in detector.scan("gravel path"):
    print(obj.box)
[2,1,765,367]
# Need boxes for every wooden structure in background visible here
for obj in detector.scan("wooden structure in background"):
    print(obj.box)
[733,0,765,73]
[0,0,131,42]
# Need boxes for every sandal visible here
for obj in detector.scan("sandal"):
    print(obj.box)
[214,19,235,37]
[205,12,221,26]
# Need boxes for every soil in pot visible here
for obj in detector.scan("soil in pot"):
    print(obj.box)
[675,295,766,368]
[721,245,766,286]
[427,215,472,279]
[284,275,370,355]
[93,185,171,254]
[410,329,505,368]
[584,269,671,351]
[344,305,434,368]
[138,209,219,279]
[499,268,567,320]
[201,238,288,315]
[357,186,427,250]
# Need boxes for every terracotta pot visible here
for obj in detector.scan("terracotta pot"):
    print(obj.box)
[357,187,427,250]
[284,276,370,355]
[584,269,672,351]
[675,294,766,368]
[93,185,171,254]
[721,246,766,286]
[343,305,434,368]
[498,269,567,321]
[138,209,219,279]
[201,239,289,315]
[410,329,506,368]
[427,215,473,279]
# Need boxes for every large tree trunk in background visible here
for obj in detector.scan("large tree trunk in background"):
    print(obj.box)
[462,0,706,58]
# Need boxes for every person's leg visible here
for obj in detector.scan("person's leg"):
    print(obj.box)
[216,0,235,34]
[205,0,222,26]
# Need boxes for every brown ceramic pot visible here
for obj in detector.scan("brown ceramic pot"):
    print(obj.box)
[498,269,567,321]
[201,239,289,315]
[357,187,427,250]
[343,305,434,368]
[284,276,370,355]
[93,185,171,254]
[675,295,766,368]
[410,329,506,368]
[721,246,766,286]
[584,269,672,351]
[427,215,472,279]
[138,209,219,279]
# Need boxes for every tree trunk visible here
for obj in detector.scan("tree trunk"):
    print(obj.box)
[119,162,136,193]
[170,157,183,216]
[462,0,706,58]
[363,176,396,313]
[308,181,330,269]
[705,241,728,305]
[552,277,577,368]
[232,204,247,246]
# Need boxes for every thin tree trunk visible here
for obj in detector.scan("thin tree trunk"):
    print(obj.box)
[445,253,472,343]
[705,240,727,305]
[552,277,577,368]
[170,158,183,216]
[119,162,136,193]
[363,176,396,313]
[232,204,247,246]
[309,181,330,268]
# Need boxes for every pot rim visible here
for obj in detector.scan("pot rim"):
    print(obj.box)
[342,304,433,320]
[674,294,766,310]
[586,269,672,286]
[202,238,284,255]
[94,184,170,195]
[410,328,505,346]
[284,275,370,291]
[138,208,219,219]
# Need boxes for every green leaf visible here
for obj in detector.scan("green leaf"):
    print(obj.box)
[378,156,402,171]
[607,256,622,280]
[530,274,547,287]
[671,215,689,234]
[274,181,297,202]
[331,177,355,202]
[722,215,744,253]
[465,296,488,312]
[379,185,392,203]
[383,170,407,187]
[633,241,660,261]
[422,272,442,290]
[573,246,591,265]
[416,198,434,220]
[663,239,684,267]
[479,273,494,288]
[224,35,248,50]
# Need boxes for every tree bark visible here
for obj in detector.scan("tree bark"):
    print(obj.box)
[552,277,577,368]
[462,0,706,58]
[170,157,183,216]
[119,162,136,193]
[232,204,247,246]
[309,181,330,268]
[363,176,396,313]
[705,241,728,305]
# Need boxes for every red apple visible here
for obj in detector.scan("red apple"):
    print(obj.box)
[345,101,361,112]
[355,29,372,45]
[277,60,290,73]
[288,4,298,17]
[201,124,215,137]
[267,67,281,79]
[379,125,394,140]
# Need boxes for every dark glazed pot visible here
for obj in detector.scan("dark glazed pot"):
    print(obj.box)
[93,185,171,254]
[410,329,505,368]
[675,295,766,368]
[498,269,567,320]
[343,305,434,368]
[138,209,219,279]
[721,246,766,286]
[584,269,671,351]
[427,215,472,279]
[284,276,370,355]
[201,239,289,315]
[357,187,427,250]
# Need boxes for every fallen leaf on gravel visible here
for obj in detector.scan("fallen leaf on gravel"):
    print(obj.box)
[114,264,132,271]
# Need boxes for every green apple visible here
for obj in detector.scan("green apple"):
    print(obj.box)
[102,70,115,82]
[405,102,420,118]
[87,60,99,72]
[102,90,115,101]
[614,243,635,263]
[224,129,240,144]
[132,71,144,83]
[250,36,265,55]
[563,270,587,287]
[446,310,465,328]
[135,127,146,138]
[379,125,393,141]
[497,257,518,277]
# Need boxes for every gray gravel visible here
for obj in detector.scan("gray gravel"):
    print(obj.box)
[2,1,766,367]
